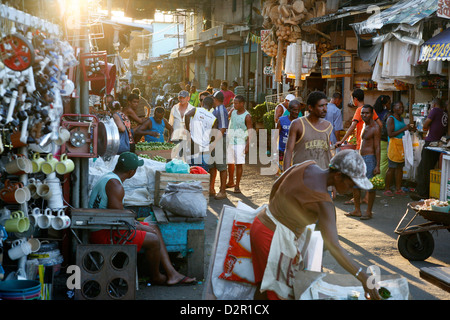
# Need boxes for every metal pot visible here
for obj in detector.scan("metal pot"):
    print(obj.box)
[97,117,120,160]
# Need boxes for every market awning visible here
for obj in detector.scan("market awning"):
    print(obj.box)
[419,27,450,61]
[169,48,182,59]
[101,19,153,32]
[179,46,194,57]
[352,0,438,35]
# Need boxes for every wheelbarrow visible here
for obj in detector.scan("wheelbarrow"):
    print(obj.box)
[394,201,450,261]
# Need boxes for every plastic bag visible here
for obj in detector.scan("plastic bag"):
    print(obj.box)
[165,159,190,174]
[190,166,208,174]
[159,181,207,218]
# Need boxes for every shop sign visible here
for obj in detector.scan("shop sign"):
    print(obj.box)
[438,0,450,19]
[260,30,271,42]
[263,65,273,75]
[420,43,450,61]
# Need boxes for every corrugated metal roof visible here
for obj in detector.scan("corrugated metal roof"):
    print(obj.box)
[302,2,393,27]
[352,0,438,34]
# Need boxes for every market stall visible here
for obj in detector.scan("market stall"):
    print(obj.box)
[0,2,139,300]
[350,1,450,268]
[0,4,78,299]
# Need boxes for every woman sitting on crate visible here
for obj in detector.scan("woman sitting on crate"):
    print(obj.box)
[88,152,197,286]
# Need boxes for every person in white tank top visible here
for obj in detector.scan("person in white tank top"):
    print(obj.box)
[226,95,253,193]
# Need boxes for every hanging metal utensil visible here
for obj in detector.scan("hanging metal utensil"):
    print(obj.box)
[97,117,120,161]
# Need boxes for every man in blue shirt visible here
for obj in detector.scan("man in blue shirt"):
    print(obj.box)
[277,100,301,175]
[134,107,173,142]
[210,91,229,200]
[324,92,344,144]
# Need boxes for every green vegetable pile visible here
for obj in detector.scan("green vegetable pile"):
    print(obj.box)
[250,102,276,123]
[138,154,167,162]
[136,142,175,151]
[371,176,385,190]
[263,109,275,130]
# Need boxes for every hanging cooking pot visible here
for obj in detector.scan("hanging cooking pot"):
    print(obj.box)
[97,117,120,160]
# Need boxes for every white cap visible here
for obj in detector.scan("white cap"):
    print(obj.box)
[285,94,296,101]
[329,150,373,190]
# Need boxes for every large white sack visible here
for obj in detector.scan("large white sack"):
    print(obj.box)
[88,156,166,206]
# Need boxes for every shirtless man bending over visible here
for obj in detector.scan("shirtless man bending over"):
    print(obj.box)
[345,105,380,220]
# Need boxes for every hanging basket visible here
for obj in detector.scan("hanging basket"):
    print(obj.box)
[80,51,108,81]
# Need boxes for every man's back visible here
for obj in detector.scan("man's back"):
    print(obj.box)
[324,103,343,144]
[89,172,123,209]
[426,107,447,142]
[138,96,151,118]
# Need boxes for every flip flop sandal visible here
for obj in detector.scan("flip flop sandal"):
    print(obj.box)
[344,212,362,218]
[214,192,227,200]
[344,199,355,205]
[383,190,394,197]
[167,276,197,287]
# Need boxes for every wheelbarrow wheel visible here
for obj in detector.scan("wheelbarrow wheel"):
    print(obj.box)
[397,230,434,261]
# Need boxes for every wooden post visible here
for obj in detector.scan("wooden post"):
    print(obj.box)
[409,83,415,125]
[205,47,211,85]
[295,39,303,92]
[275,39,284,83]
[224,47,228,82]
[255,42,263,103]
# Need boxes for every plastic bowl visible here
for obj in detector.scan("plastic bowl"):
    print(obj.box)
[431,205,450,213]
[0,280,41,294]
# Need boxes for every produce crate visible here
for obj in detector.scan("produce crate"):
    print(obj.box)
[430,169,441,199]
[137,149,174,160]
[135,142,177,161]
[154,171,210,206]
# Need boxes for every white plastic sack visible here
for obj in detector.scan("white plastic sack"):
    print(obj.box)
[403,130,414,169]
[297,273,409,300]
[204,204,263,300]
[303,230,323,272]
[88,156,166,206]
[260,207,315,300]
[159,181,207,218]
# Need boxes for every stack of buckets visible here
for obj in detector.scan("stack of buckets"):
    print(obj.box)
[0,280,41,300]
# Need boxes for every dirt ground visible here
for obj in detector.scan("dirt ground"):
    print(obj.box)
[135,163,450,300]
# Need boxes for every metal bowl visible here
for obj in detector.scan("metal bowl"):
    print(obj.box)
[97,117,120,160]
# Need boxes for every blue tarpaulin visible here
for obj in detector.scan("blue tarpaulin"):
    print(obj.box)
[419,27,450,61]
